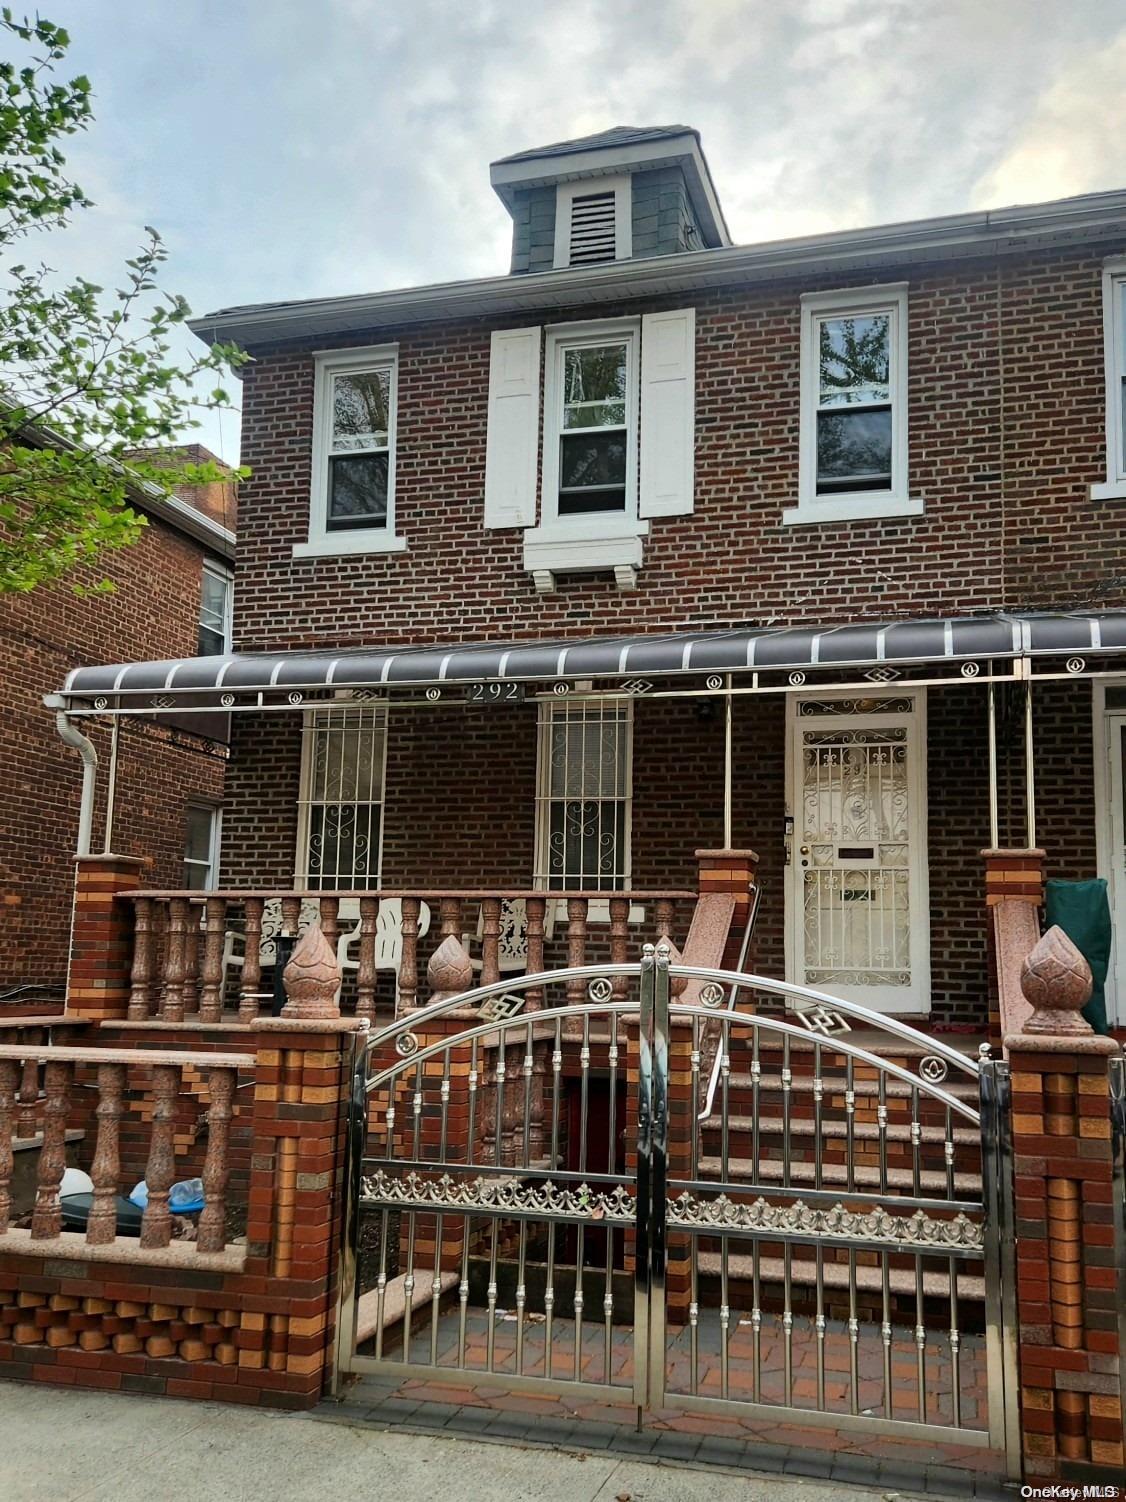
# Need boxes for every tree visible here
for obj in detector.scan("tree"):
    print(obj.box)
[0,10,246,593]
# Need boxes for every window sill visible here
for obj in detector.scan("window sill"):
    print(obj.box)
[782,496,924,527]
[1090,479,1126,502]
[523,520,647,592]
[292,533,408,559]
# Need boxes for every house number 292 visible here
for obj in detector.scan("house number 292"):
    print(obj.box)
[465,681,525,703]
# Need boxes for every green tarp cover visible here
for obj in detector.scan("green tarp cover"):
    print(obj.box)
[1043,878,1111,1035]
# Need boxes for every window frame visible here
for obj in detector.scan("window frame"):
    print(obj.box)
[540,318,641,535]
[183,801,222,891]
[1092,259,1126,502]
[197,561,233,656]
[553,174,632,269]
[295,345,406,560]
[786,283,919,526]
[294,700,389,890]
[533,697,634,893]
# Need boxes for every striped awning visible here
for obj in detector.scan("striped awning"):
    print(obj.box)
[54,610,1126,712]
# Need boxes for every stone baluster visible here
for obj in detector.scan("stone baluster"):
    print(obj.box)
[355,896,378,1021]
[140,1063,180,1249]
[17,1035,40,1139]
[318,895,340,958]
[281,923,343,1020]
[182,904,201,1015]
[565,897,589,1031]
[439,895,463,940]
[161,896,190,1022]
[655,897,675,944]
[197,1066,236,1252]
[481,896,502,988]
[609,894,630,1000]
[30,1060,71,1239]
[525,896,547,1011]
[281,894,302,938]
[199,896,228,1022]
[239,896,264,1020]
[86,1061,126,1245]
[0,1058,17,1234]
[128,896,155,1020]
[398,895,421,1013]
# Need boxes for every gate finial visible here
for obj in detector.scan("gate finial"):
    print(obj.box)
[281,921,342,1020]
[1019,925,1093,1035]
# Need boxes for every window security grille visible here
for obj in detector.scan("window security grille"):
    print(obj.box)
[296,704,387,890]
[535,700,632,890]
[568,191,618,265]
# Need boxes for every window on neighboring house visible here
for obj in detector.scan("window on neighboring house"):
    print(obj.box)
[197,563,232,655]
[295,347,405,559]
[534,700,632,890]
[787,284,918,525]
[553,175,631,269]
[296,703,387,889]
[183,803,221,890]
[543,322,639,525]
[1093,261,1126,501]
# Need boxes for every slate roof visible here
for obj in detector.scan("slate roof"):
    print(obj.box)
[493,125,696,165]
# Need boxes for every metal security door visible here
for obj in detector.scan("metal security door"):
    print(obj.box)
[788,693,930,1014]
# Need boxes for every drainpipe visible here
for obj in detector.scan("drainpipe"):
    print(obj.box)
[43,694,98,856]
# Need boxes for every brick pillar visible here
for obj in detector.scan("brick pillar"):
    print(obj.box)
[1005,928,1124,1482]
[695,849,759,968]
[983,848,1045,1044]
[248,1015,366,1403]
[66,854,145,1022]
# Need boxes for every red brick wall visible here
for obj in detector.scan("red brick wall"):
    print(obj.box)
[230,241,1126,654]
[0,517,227,995]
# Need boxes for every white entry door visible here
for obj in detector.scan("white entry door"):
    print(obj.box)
[787,692,930,1015]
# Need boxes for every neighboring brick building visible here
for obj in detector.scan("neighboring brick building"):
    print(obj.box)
[1,450,235,998]
[56,124,1126,1031]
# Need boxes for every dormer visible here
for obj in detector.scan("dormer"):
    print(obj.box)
[490,125,731,275]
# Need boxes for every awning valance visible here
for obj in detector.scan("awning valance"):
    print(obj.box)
[52,610,1126,716]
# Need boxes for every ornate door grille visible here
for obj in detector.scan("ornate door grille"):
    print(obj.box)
[336,950,1018,1474]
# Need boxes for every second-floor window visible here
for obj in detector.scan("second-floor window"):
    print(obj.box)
[791,284,916,524]
[1094,261,1126,501]
[297,346,404,559]
[197,563,232,655]
[543,321,639,527]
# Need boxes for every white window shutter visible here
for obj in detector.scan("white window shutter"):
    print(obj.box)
[639,308,695,518]
[484,327,541,528]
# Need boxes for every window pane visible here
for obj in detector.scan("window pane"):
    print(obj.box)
[816,407,893,492]
[563,344,627,429]
[327,453,388,529]
[306,804,380,890]
[549,711,628,798]
[198,622,226,656]
[818,315,890,407]
[547,801,626,890]
[332,369,389,451]
[559,430,627,513]
[185,806,214,864]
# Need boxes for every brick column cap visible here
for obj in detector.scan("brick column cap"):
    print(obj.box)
[980,847,1046,860]
[74,853,146,868]
[695,848,760,861]
[252,1016,369,1036]
[1005,1031,1119,1057]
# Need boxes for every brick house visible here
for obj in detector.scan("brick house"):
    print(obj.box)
[52,122,1126,1035]
[1,445,235,1001]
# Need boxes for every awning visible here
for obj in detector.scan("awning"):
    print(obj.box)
[53,610,1126,716]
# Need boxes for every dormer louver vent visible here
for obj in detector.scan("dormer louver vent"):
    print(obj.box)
[568,190,618,265]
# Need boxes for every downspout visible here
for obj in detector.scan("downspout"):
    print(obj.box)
[43,694,98,855]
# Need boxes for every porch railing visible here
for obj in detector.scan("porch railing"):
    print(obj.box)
[120,889,696,1024]
[0,1043,254,1256]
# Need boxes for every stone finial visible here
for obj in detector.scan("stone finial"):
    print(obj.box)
[281,922,342,1020]
[428,933,474,1003]
[1019,925,1093,1035]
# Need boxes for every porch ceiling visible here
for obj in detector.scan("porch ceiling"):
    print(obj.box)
[50,610,1126,717]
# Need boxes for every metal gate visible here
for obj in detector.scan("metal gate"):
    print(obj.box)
[335,945,1019,1474]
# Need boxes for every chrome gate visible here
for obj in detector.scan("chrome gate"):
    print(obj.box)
[335,946,1019,1474]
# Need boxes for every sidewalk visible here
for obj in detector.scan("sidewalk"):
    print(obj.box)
[0,1379,932,1502]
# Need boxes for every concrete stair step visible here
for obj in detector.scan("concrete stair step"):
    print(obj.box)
[721,1070,979,1102]
[695,1249,985,1303]
[701,1114,980,1149]
[695,1154,982,1196]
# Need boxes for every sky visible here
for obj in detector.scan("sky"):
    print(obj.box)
[38,0,1126,464]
